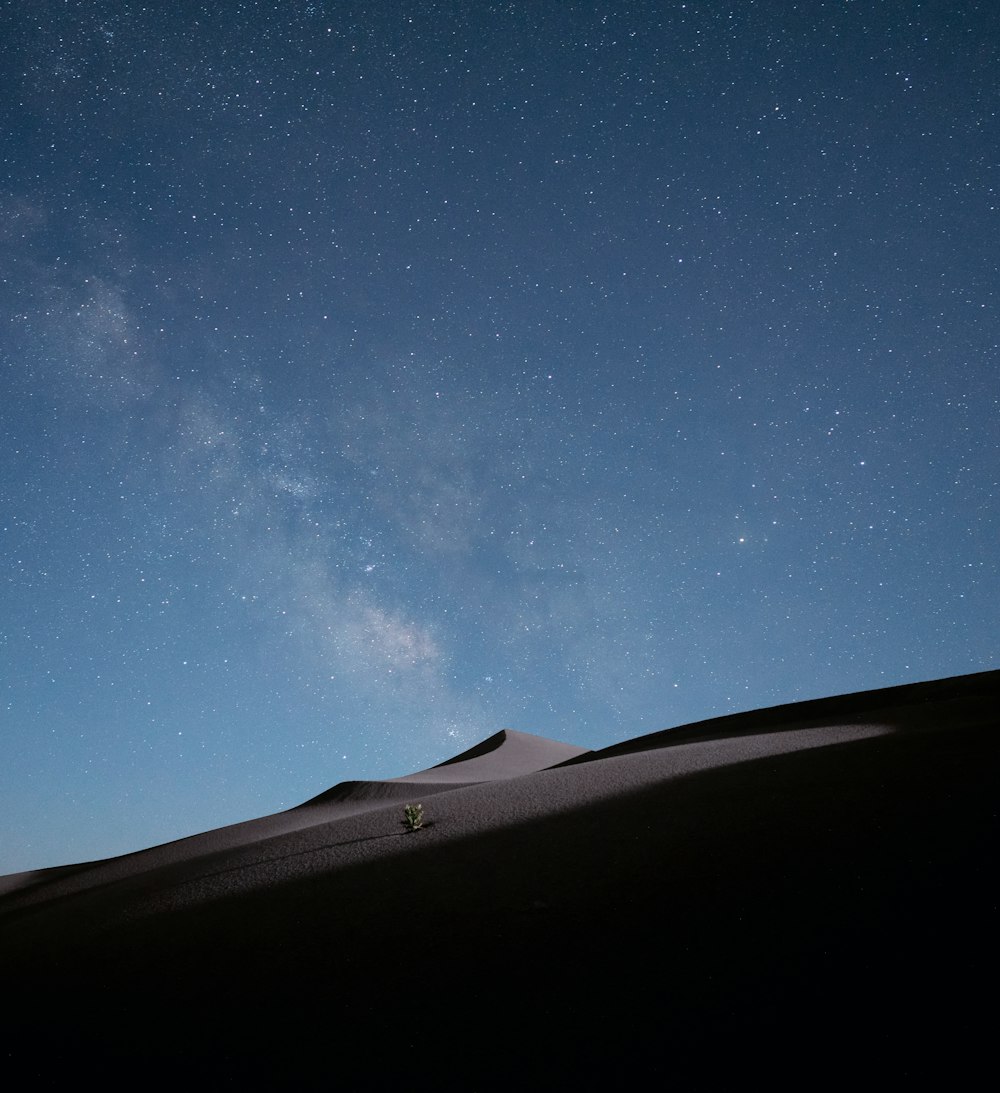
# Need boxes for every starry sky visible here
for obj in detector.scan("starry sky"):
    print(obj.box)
[2,0,997,875]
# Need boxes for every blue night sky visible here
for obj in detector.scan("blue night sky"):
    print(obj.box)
[1,0,997,874]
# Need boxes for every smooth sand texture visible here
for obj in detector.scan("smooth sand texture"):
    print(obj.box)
[1,670,996,1088]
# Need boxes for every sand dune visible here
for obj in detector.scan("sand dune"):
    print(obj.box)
[0,728,588,908]
[1,669,996,1087]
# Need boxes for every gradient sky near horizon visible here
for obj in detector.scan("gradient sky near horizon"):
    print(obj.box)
[2,0,997,874]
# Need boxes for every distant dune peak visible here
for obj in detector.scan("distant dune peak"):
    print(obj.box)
[427,727,513,767]
[392,727,592,784]
[296,728,591,807]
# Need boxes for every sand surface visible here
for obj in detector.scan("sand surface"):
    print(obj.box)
[1,670,996,1088]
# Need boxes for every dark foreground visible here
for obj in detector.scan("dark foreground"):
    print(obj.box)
[2,670,997,1089]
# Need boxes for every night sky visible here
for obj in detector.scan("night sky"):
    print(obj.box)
[2,0,997,874]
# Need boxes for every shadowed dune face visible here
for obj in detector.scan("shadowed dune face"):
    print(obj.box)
[0,670,996,1087]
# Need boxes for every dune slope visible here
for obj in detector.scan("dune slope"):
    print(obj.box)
[1,670,996,1087]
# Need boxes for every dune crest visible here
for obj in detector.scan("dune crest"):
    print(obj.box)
[390,727,591,783]
[298,728,590,805]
